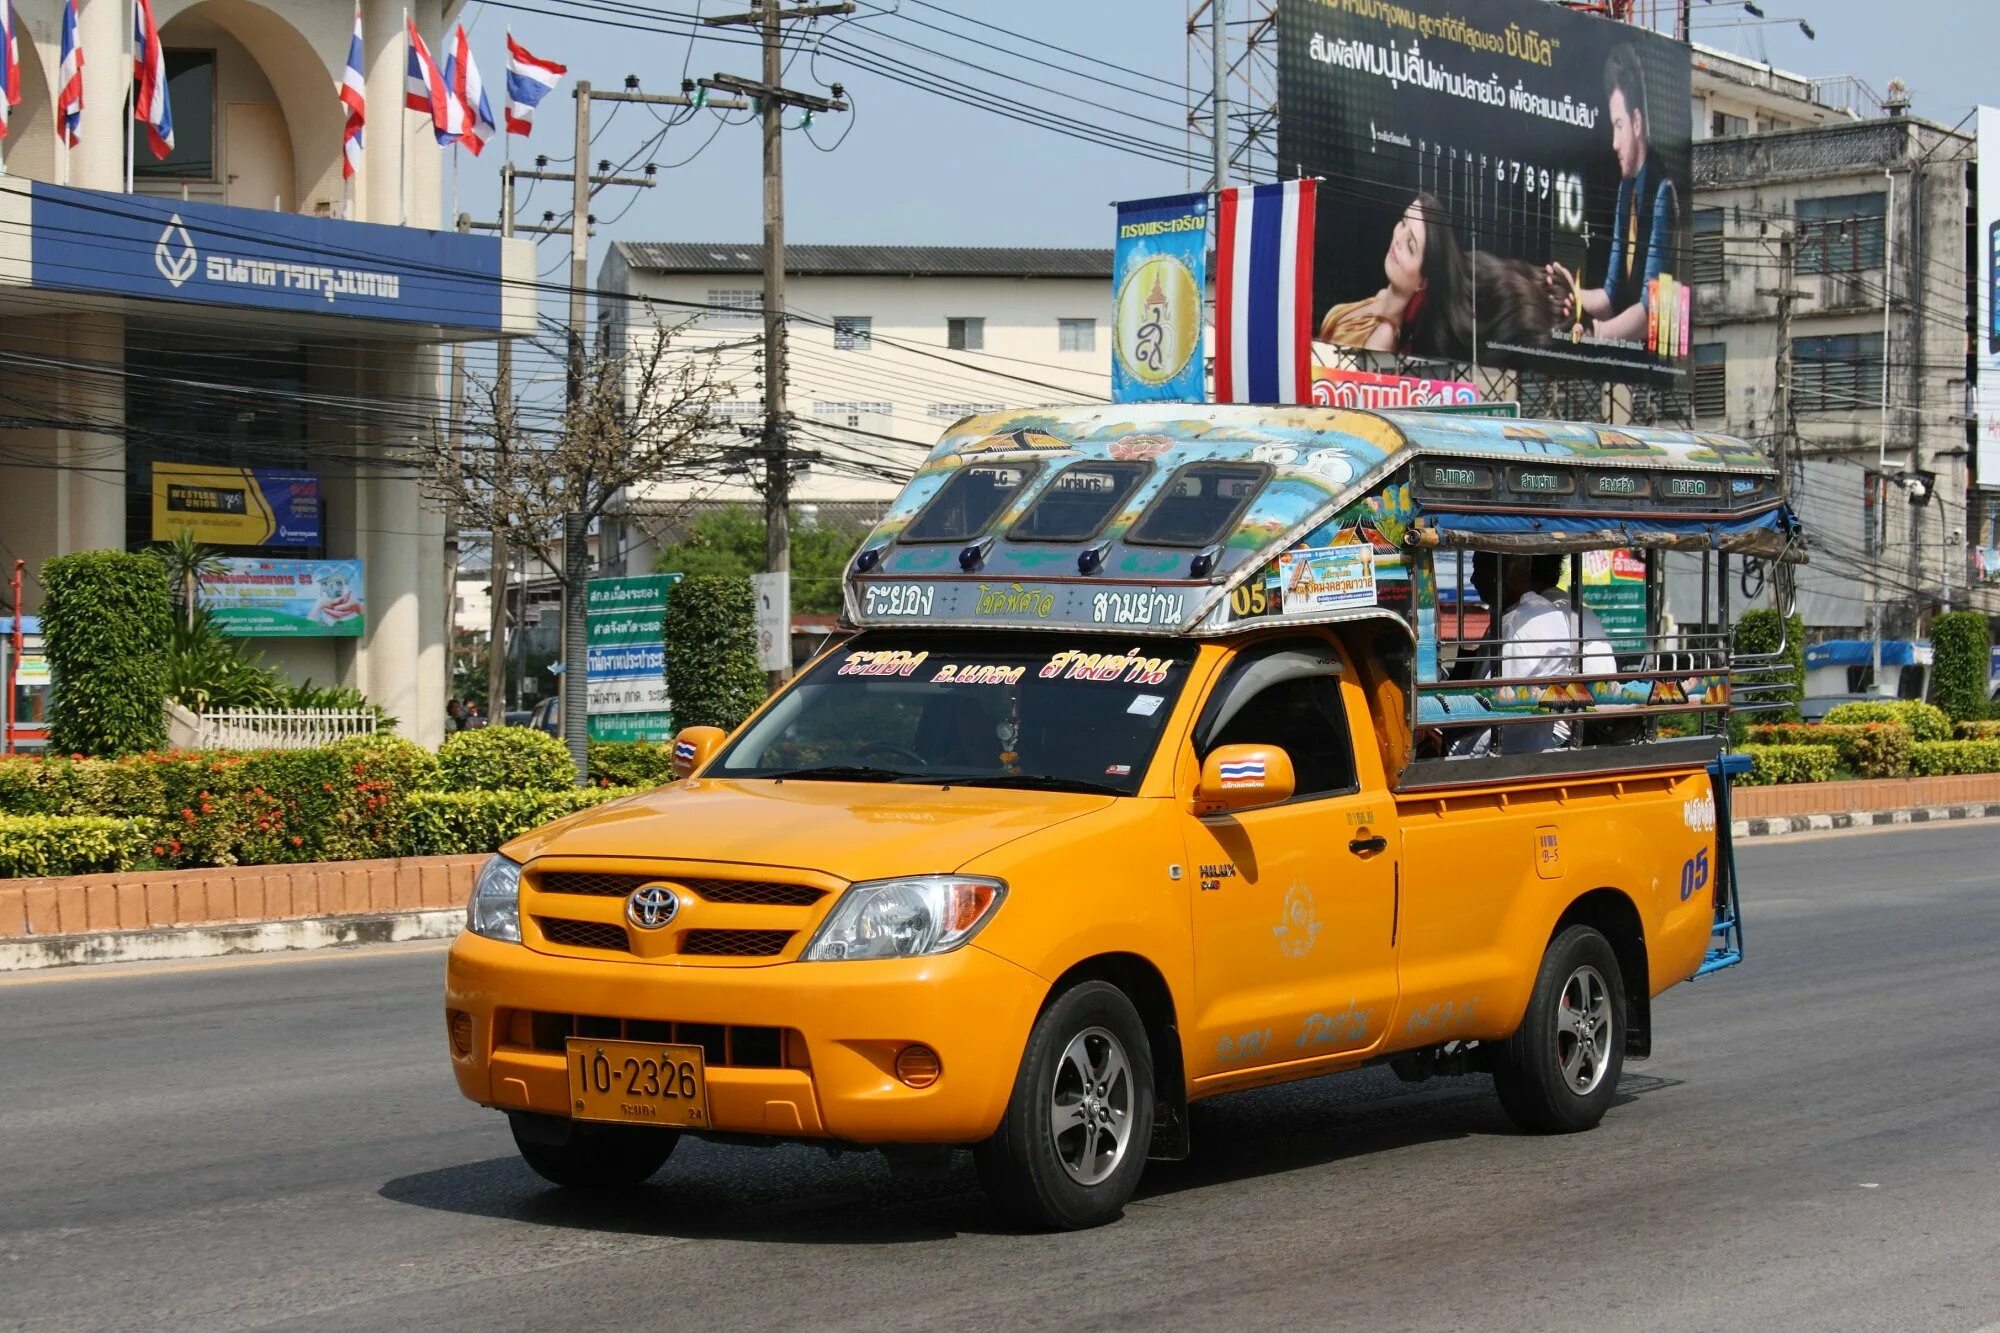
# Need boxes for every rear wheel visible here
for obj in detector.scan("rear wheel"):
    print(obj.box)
[509,1113,678,1190]
[975,980,1155,1230]
[1492,925,1625,1133]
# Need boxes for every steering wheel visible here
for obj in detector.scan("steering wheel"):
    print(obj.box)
[855,741,929,768]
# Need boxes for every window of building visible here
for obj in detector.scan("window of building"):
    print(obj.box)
[833,316,872,351]
[811,400,892,428]
[1692,343,1727,419]
[1058,318,1096,353]
[1711,111,1749,138]
[1691,209,1724,285]
[135,51,216,180]
[1796,193,1887,274]
[714,400,763,421]
[947,317,985,351]
[1791,332,1884,412]
[706,289,762,322]
[928,402,1007,420]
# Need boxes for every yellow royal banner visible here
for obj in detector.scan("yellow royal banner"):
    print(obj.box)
[149,463,321,547]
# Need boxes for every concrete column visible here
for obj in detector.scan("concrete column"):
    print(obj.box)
[359,0,402,225]
[58,313,127,556]
[358,345,446,747]
[71,0,128,190]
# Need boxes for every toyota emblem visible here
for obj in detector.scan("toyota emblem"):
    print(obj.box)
[626,883,681,930]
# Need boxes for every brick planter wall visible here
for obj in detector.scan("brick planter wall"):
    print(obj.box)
[0,855,487,939]
[1733,773,2000,820]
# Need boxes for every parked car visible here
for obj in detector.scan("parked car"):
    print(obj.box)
[527,696,560,737]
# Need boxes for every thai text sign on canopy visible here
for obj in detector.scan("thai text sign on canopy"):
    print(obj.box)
[198,558,365,638]
[1112,193,1209,403]
[150,463,321,547]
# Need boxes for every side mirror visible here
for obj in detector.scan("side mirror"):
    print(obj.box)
[671,726,727,780]
[1193,743,1296,815]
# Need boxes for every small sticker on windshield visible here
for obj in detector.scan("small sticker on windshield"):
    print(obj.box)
[1106,763,1133,777]
[1128,694,1165,716]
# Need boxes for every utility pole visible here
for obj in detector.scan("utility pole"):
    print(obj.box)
[487,164,516,719]
[703,0,853,689]
[446,212,472,714]
[1756,228,1807,496]
[1211,0,1227,191]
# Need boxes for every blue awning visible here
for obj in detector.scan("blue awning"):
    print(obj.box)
[1419,506,1793,543]
[1807,639,1928,668]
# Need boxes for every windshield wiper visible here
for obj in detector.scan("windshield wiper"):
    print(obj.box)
[758,764,908,782]
[911,772,1126,796]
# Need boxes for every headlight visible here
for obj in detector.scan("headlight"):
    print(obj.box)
[466,855,522,942]
[802,875,1006,961]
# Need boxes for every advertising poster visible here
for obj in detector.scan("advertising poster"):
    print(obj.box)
[1280,542,1379,614]
[585,574,678,741]
[151,463,322,547]
[1277,0,1692,383]
[1111,192,1209,402]
[1977,106,2000,493]
[1578,547,1647,654]
[1312,365,1479,408]
[199,558,364,637]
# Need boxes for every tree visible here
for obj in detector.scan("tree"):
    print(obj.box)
[653,506,871,616]
[149,528,228,630]
[415,313,732,781]
[42,551,174,757]
[661,575,767,730]
[1928,611,1991,723]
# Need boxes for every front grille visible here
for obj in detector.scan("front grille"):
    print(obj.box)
[537,917,632,952]
[682,929,794,957]
[519,1011,791,1067]
[679,879,825,907]
[539,872,651,897]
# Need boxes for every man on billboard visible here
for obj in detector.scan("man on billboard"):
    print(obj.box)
[1545,45,1678,345]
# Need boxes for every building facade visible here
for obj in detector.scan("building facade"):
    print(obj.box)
[0,0,534,746]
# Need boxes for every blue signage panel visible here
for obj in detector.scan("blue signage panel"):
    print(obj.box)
[1112,192,1209,403]
[29,184,504,330]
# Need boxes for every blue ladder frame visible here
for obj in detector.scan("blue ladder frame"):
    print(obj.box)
[1694,752,1750,977]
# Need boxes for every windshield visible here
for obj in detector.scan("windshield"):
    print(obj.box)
[712,631,1198,795]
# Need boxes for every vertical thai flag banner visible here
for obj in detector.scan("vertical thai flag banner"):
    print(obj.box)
[442,25,495,153]
[503,34,565,138]
[1215,179,1317,405]
[0,0,21,140]
[338,9,365,178]
[132,0,173,158]
[404,18,459,141]
[58,0,84,148]
[1110,192,1208,403]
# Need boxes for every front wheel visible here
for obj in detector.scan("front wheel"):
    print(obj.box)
[975,980,1155,1230]
[510,1113,678,1191]
[1491,925,1626,1134]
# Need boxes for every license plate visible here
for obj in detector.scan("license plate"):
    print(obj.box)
[565,1038,711,1128]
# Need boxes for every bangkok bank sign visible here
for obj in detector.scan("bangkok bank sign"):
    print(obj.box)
[1310,366,1479,409]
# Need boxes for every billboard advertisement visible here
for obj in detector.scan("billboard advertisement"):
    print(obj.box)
[585,574,678,741]
[198,558,364,637]
[1276,0,1692,383]
[1311,365,1479,408]
[1976,106,2000,491]
[1111,192,1209,402]
[151,463,322,547]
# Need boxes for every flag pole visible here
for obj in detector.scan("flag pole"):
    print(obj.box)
[399,7,408,227]
[124,0,135,192]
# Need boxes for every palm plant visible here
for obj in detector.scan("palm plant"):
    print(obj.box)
[150,528,229,630]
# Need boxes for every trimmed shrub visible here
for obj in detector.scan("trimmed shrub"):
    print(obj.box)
[1733,609,1806,724]
[41,551,174,757]
[402,788,637,857]
[1929,612,1992,724]
[437,726,575,793]
[1746,721,1911,779]
[1955,720,2000,740]
[587,740,680,788]
[0,757,56,815]
[1822,700,1952,743]
[0,814,155,878]
[662,575,767,732]
[1908,739,2000,777]
[1735,743,1838,787]
[329,733,440,794]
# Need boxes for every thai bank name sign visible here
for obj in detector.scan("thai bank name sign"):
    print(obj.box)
[28,183,504,330]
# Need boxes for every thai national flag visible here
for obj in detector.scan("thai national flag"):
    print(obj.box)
[57,0,83,148]
[404,17,461,140]
[1218,758,1267,783]
[503,34,564,138]
[132,0,174,158]
[441,25,496,154]
[338,9,365,178]
[0,0,23,140]
[1213,179,1317,405]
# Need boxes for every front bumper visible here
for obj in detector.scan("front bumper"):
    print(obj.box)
[445,930,1047,1144]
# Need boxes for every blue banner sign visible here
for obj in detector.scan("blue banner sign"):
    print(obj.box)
[1112,192,1209,403]
[29,183,505,331]
[151,462,321,547]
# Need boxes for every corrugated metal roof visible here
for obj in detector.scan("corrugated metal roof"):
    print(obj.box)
[611,241,1112,279]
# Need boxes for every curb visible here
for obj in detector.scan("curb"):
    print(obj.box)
[1731,802,2000,839]
[0,908,462,972]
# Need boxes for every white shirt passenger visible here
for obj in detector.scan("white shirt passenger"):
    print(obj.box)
[1498,588,1616,753]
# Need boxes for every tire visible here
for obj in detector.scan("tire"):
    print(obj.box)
[510,1113,678,1191]
[975,980,1155,1231]
[1491,925,1626,1134]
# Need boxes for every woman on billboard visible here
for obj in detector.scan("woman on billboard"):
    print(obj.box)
[1316,194,1556,361]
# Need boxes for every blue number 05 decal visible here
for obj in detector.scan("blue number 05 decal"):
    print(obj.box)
[1679,849,1711,902]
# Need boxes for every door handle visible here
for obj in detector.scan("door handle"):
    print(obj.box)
[1348,835,1388,855]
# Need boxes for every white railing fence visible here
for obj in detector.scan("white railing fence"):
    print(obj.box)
[191,708,379,751]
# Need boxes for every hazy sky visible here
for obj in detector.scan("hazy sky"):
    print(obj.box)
[454,0,1994,259]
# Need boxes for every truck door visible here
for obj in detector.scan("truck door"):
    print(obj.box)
[1181,638,1400,1082]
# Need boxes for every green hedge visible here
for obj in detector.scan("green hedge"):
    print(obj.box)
[1955,721,2000,740]
[402,788,638,856]
[41,551,174,757]
[1928,611,1992,724]
[1745,721,1912,779]
[0,814,156,878]
[1821,700,1952,743]
[663,575,767,731]
[437,726,576,793]
[1735,743,1839,787]
[587,740,681,788]
[1733,609,1806,724]
[1908,739,2000,777]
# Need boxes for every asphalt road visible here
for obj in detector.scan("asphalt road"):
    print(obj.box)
[4,823,1998,1333]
